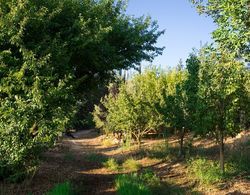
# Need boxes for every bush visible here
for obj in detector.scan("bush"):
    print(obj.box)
[188,158,224,185]
[115,170,161,195]
[122,158,141,172]
[47,182,72,195]
[103,158,120,171]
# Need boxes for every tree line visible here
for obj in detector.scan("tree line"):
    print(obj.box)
[0,0,163,181]
[0,0,249,182]
[93,48,250,173]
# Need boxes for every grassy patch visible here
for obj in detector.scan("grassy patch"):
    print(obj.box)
[63,152,75,162]
[122,158,141,172]
[102,138,114,147]
[85,153,108,163]
[229,151,250,178]
[145,143,172,160]
[188,158,228,186]
[188,158,223,185]
[46,182,72,195]
[115,170,160,195]
[103,158,120,171]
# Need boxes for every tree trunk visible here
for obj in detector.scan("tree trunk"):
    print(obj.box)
[219,129,225,174]
[179,127,185,157]
[137,136,141,148]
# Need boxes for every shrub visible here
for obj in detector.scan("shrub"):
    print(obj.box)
[122,158,141,172]
[103,158,120,171]
[188,158,224,185]
[47,182,72,195]
[115,170,161,195]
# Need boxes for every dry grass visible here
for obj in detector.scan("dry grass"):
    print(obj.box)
[1,129,249,195]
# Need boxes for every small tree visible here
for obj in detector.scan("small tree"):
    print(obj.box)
[96,68,166,146]
[196,48,249,173]
[161,70,188,156]
[184,53,200,132]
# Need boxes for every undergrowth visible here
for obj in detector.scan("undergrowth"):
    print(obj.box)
[46,182,72,195]
[122,158,141,172]
[85,153,108,163]
[115,169,160,195]
[103,158,120,171]
[187,158,238,186]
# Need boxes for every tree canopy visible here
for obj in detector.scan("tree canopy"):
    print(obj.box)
[0,0,164,181]
[191,0,250,61]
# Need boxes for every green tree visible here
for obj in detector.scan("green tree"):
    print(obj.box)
[96,68,166,146]
[0,0,163,180]
[191,0,250,61]
[196,48,249,173]
[184,53,200,131]
[162,70,188,156]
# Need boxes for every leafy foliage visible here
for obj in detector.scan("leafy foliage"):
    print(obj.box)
[94,68,167,145]
[115,170,160,195]
[191,0,250,61]
[196,47,249,172]
[0,0,163,181]
[46,182,72,195]
[103,158,120,171]
[188,158,224,185]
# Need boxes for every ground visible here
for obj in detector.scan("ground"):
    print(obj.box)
[0,130,249,195]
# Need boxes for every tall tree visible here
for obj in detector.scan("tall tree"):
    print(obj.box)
[162,70,188,156]
[191,0,250,61]
[184,53,200,131]
[0,0,164,180]
[196,47,249,173]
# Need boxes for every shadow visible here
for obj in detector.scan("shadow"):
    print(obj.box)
[71,173,117,195]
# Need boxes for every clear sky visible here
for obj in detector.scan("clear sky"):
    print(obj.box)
[126,0,217,69]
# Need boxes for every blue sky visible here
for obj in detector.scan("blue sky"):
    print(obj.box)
[126,0,217,69]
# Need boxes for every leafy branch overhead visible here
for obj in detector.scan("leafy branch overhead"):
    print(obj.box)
[0,0,164,181]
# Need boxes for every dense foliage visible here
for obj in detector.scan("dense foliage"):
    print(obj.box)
[94,50,249,171]
[196,47,249,172]
[191,0,250,61]
[94,69,167,145]
[0,0,163,181]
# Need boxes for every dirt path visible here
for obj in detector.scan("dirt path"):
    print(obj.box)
[1,129,249,195]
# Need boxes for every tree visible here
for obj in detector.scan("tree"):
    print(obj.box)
[0,0,164,180]
[161,70,188,156]
[95,68,166,146]
[191,0,250,61]
[184,53,200,131]
[196,47,249,173]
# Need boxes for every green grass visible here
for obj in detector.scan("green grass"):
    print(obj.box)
[63,152,75,162]
[229,151,250,178]
[102,138,114,147]
[188,158,228,186]
[46,182,72,195]
[115,170,160,195]
[144,143,172,160]
[122,158,141,172]
[85,153,108,163]
[103,158,120,171]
